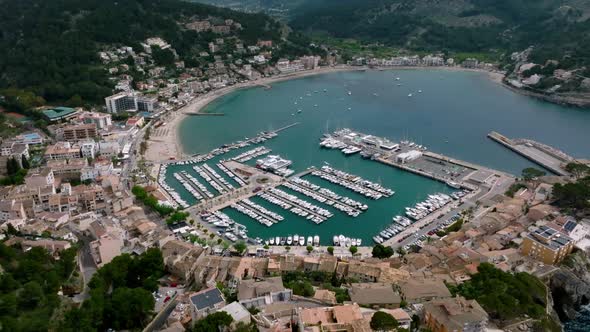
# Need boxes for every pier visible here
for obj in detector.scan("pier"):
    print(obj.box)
[184,112,225,116]
[487,131,573,176]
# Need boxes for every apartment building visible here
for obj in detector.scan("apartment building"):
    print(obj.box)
[44,142,80,160]
[61,123,98,141]
[521,225,574,265]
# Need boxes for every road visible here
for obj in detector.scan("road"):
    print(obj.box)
[73,233,97,302]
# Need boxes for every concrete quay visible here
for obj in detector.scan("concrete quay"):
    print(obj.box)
[487,131,573,176]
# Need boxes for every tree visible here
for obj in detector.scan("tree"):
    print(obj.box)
[521,167,546,181]
[286,279,315,297]
[396,247,407,258]
[565,162,590,179]
[6,157,20,176]
[552,178,590,211]
[108,287,155,330]
[327,246,334,255]
[234,321,259,332]
[448,263,547,321]
[306,245,313,254]
[372,244,394,259]
[234,241,247,254]
[151,46,176,67]
[370,311,399,331]
[18,281,45,309]
[330,271,341,287]
[400,299,408,308]
[349,246,358,255]
[21,154,30,169]
[192,311,233,332]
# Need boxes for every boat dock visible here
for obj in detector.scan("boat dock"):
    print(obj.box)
[487,131,573,176]
[274,122,300,133]
[161,122,299,165]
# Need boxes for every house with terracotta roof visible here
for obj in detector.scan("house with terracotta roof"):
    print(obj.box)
[398,277,452,304]
[299,304,370,332]
[423,296,488,332]
[349,283,401,309]
[238,276,292,308]
[313,289,336,305]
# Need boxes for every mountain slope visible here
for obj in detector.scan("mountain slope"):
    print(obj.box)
[288,0,590,65]
[0,0,283,104]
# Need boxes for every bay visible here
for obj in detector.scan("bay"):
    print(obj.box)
[169,69,590,244]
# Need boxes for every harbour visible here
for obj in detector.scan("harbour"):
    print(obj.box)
[166,70,590,246]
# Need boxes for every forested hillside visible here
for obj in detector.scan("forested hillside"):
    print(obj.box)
[288,0,590,66]
[0,0,284,104]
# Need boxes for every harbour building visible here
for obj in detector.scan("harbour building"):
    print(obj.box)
[521,225,574,265]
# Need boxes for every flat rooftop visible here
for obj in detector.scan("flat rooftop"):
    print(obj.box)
[528,225,573,250]
[42,107,78,121]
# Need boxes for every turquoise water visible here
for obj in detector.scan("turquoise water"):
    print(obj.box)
[171,69,590,244]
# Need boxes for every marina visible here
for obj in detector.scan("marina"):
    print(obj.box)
[232,146,272,163]
[161,125,514,245]
[310,166,394,199]
[216,162,247,187]
[371,192,459,245]
[283,179,366,217]
[259,188,333,224]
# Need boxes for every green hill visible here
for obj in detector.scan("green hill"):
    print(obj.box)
[0,0,286,104]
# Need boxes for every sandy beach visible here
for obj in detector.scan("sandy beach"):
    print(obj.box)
[144,65,506,163]
[144,65,364,162]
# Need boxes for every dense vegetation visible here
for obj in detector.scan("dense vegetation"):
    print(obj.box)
[281,271,347,299]
[0,157,29,185]
[448,263,547,321]
[0,0,287,105]
[370,311,399,331]
[59,248,165,331]
[0,242,77,331]
[552,176,590,213]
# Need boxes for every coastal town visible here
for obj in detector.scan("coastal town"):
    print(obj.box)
[2,6,590,332]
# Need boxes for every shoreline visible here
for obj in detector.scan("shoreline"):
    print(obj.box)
[144,65,505,163]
